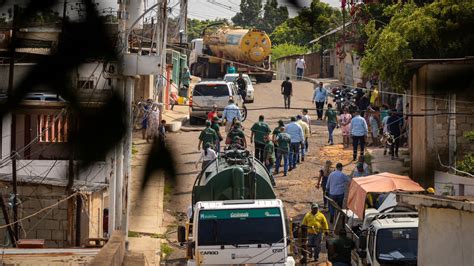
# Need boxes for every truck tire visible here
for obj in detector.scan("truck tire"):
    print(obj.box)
[241,105,247,122]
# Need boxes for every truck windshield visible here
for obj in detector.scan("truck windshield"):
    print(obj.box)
[193,84,229,97]
[198,207,284,246]
[376,228,418,265]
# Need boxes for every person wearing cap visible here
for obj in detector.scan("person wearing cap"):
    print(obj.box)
[316,160,333,209]
[323,103,339,145]
[328,227,355,266]
[281,77,293,109]
[302,203,329,261]
[198,121,218,151]
[326,163,350,222]
[223,99,242,132]
[426,187,435,194]
[211,116,223,152]
[351,162,369,178]
[296,115,310,162]
[226,121,247,148]
[312,82,327,120]
[251,115,271,163]
[285,117,304,171]
[272,120,285,142]
[207,104,219,122]
[275,126,291,176]
[263,135,276,186]
[350,109,368,161]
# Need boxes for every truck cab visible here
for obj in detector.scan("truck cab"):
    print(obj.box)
[189,38,203,68]
[179,199,295,266]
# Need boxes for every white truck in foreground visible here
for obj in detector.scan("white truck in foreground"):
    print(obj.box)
[178,199,295,266]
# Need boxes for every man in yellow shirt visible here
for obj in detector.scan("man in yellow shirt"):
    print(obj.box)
[296,115,310,162]
[302,203,329,261]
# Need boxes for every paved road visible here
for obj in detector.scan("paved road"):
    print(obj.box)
[163,79,355,263]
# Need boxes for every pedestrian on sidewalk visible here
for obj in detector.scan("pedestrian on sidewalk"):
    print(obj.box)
[368,107,381,147]
[275,126,291,176]
[281,77,293,109]
[207,104,219,122]
[301,203,329,262]
[286,117,304,171]
[226,121,247,148]
[295,57,306,80]
[251,115,271,162]
[223,99,242,133]
[350,109,368,161]
[198,121,218,151]
[296,115,310,162]
[328,227,355,266]
[145,103,161,143]
[263,135,276,186]
[312,82,328,120]
[211,116,223,152]
[340,107,352,148]
[326,163,350,222]
[387,109,403,159]
[316,160,333,209]
[141,99,152,140]
[324,103,339,145]
[158,120,166,144]
[195,143,217,170]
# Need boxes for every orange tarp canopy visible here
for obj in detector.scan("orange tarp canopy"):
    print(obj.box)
[347,172,424,218]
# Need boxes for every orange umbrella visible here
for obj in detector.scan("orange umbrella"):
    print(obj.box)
[347,172,424,218]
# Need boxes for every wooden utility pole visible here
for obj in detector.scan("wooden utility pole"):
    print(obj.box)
[0,192,16,246]
[11,153,18,241]
[7,4,18,97]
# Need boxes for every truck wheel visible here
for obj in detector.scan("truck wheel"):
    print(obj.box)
[241,105,248,121]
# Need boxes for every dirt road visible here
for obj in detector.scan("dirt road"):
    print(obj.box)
[162,79,354,262]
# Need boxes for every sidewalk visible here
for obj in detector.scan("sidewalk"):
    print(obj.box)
[368,147,410,176]
[161,104,189,132]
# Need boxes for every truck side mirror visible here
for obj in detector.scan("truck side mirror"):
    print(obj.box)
[177,225,186,243]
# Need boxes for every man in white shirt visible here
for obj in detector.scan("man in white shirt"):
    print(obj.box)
[222,99,242,132]
[295,57,306,80]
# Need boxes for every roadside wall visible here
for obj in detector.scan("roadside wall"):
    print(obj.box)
[418,207,474,266]
[275,53,321,80]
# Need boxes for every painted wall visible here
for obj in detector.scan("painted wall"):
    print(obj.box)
[418,207,474,266]
[275,53,321,80]
[434,170,474,196]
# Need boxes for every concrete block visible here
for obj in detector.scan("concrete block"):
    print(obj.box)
[45,240,59,248]
[166,121,182,132]
[51,230,66,241]
[458,123,473,132]
[37,229,51,240]
[43,219,60,230]
[53,209,68,220]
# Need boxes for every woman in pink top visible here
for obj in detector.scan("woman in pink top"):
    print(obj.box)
[340,108,352,148]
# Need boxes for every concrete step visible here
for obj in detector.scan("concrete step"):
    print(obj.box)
[123,252,146,266]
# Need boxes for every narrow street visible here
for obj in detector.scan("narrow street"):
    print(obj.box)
[162,79,354,263]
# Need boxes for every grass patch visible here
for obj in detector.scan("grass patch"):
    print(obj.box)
[164,174,175,203]
[132,144,138,155]
[160,242,173,257]
[128,231,140,238]
[151,233,166,239]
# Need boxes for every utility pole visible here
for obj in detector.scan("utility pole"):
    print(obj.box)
[179,0,188,45]
[0,192,16,246]
[11,153,18,241]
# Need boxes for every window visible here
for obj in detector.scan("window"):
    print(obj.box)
[38,114,68,143]
[193,84,229,97]
[77,79,94,89]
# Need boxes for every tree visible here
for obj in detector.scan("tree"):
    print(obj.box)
[361,0,474,90]
[232,0,263,28]
[271,43,309,62]
[260,0,289,34]
[270,0,341,47]
[186,18,229,42]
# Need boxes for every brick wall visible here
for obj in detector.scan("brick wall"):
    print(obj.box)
[0,183,104,247]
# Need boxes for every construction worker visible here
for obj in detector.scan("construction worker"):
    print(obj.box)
[250,115,271,162]
[197,121,218,151]
[263,135,276,187]
[301,203,329,262]
[328,227,355,266]
[226,121,247,148]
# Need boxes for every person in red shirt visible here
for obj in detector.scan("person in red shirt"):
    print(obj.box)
[207,104,218,121]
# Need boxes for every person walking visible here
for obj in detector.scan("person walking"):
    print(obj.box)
[368,107,381,147]
[272,120,285,171]
[295,57,306,80]
[340,108,352,148]
[263,135,276,186]
[286,117,304,171]
[281,77,293,109]
[326,163,350,222]
[250,115,271,162]
[323,103,338,145]
[387,109,403,159]
[211,116,223,152]
[223,99,242,132]
[207,104,218,121]
[302,109,312,152]
[328,228,355,266]
[275,126,291,176]
[301,203,329,262]
[350,109,368,161]
[316,160,333,209]
[236,73,247,101]
[296,115,310,162]
[195,143,217,170]
[226,121,247,148]
[312,82,327,120]
[198,121,218,151]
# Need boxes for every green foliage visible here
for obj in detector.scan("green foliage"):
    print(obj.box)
[232,0,263,28]
[231,0,288,34]
[270,0,342,47]
[271,43,309,62]
[464,130,474,142]
[128,231,141,237]
[260,0,289,34]
[187,18,229,42]
[160,242,174,257]
[457,153,474,176]
[361,0,474,90]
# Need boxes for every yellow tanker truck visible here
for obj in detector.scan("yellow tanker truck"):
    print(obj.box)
[189,24,273,83]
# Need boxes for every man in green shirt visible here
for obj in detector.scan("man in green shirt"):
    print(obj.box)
[324,103,339,145]
[263,135,276,187]
[250,115,271,162]
[328,228,355,266]
[211,116,223,152]
[226,121,247,148]
[198,121,218,151]
[275,126,291,176]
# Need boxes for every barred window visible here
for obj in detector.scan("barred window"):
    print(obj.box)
[38,114,68,143]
